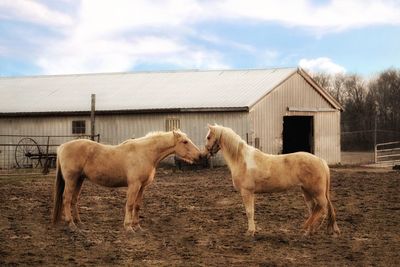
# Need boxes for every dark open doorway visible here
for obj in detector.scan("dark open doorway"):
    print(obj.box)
[282,116,314,154]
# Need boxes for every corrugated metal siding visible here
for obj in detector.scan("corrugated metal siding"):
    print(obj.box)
[94,112,248,146]
[0,111,248,166]
[96,112,249,165]
[250,72,341,164]
[313,112,341,163]
[0,116,91,169]
[0,116,89,141]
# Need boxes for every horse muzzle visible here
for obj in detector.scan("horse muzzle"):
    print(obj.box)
[176,155,194,164]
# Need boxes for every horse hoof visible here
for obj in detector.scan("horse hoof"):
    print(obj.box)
[68,222,78,232]
[125,226,135,234]
[333,229,341,237]
[303,230,312,237]
[245,230,255,237]
[133,225,145,232]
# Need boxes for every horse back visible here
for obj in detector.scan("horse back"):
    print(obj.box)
[57,139,99,170]
[57,139,143,187]
[248,150,327,192]
[277,152,327,188]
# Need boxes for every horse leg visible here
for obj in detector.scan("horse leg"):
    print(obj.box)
[301,186,316,216]
[301,187,317,234]
[71,177,84,225]
[132,186,145,231]
[124,182,141,232]
[326,198,341,236]
[306,194,328,235]
[63,177,78,230]
[240,189,256,236]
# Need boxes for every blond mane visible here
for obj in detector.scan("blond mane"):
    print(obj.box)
[214,125,245,160]
[119,131,171,145]
[145,131,168,137]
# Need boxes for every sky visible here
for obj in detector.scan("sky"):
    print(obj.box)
[0,0,400,77]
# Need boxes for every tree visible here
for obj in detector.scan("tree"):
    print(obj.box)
[312,69,400,150]
[312,72,347,104]
[368,69,400,141]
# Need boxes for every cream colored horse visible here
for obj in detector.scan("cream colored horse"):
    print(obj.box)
[204,124,340,236]
[53,130,201,232]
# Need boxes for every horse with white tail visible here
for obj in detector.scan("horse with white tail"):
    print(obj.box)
[53,130,201,232]
[204,124,340,237]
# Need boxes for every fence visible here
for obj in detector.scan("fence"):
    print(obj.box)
[341,129,400,151]
[0,134,100,175]
[340,130,399,166]
[375,141,400,166]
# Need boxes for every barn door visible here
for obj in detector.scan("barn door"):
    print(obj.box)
[282,116,314,154]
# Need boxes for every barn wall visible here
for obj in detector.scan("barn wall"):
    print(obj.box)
[0,116,91,146]
[0,111,248,168]
[0,116,90,169]
[95,111,248,146]
[95,111,249,165]
[249,72,341,164]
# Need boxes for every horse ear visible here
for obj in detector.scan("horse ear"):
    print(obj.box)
[173,130,181,139]
[207,124,214,130]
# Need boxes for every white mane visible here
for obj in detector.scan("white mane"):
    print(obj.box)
[214,125,245,160]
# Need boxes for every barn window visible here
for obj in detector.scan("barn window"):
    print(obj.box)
[165,118,180,131]
[72,120,86,134]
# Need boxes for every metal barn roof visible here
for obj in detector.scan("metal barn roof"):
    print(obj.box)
[0,68,338,115]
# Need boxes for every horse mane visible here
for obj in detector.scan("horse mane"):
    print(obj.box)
[120,138,135,144]
[145,131,168,138]
[215,125,244,160]
[119,131,171,145]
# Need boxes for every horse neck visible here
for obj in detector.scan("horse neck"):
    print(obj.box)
[145,133,176,166]
[219,131,244,169]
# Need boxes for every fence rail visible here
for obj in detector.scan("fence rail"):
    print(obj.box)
[0,134,99,175]
[375,141,400,166]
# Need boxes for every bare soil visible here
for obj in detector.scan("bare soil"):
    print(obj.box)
[0,167,399,266]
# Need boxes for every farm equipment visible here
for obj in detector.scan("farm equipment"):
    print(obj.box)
[11,134,100,174]
[14,137,56,174]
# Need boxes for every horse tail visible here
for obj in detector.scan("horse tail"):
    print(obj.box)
[52,156,64,224]
[323,160,340,236]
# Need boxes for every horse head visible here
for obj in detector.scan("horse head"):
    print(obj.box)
[173,130,201,164]
[204,124,222,157]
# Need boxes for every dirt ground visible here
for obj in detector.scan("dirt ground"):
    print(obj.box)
[0,166,399,266]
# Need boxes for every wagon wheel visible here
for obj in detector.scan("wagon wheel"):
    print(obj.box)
[15,138,42,168]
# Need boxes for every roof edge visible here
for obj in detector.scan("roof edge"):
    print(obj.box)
[248,68,298,108]
[297,68,343,111]
[0,67,298,79]
[0,107,249,117]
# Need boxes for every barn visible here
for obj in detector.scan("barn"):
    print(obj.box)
[0,67,342,168]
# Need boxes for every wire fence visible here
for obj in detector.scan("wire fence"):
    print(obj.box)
[341,129,400,151]
[340,129,399,166]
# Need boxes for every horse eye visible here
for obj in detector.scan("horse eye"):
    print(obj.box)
[207,136,210,140]
[183,140,188,144]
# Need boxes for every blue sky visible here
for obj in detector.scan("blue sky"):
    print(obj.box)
[1,0,400,77]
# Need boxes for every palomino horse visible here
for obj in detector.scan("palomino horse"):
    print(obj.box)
[53,130,201,232]
[204,124,340,236]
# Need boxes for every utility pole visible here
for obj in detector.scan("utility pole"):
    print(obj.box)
[374,101,378,163]
[91,94,96,141]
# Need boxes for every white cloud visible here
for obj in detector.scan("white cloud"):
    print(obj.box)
[299,57,346,74]
[213,0,400,33]
[33,0,232,74]
[0,0,73,27]
[5,0,400,74]
[36,34,229,74]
